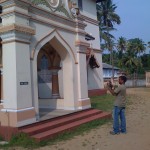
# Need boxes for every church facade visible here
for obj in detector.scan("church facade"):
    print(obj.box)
[0,0,104,130]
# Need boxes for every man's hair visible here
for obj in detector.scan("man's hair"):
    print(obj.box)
[119,75,127,83]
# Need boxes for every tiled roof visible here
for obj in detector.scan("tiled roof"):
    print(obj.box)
[102,63,120,70]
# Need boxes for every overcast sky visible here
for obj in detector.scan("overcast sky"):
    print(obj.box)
[112,0,150,53]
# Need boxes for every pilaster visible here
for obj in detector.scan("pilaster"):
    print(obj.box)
[0,0,36,127]
[75,15,91,109]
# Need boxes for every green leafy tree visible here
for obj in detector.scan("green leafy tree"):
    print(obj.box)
[122,38,146,74]
[127,38,146,56]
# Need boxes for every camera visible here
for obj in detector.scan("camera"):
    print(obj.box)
[107,81,113,89]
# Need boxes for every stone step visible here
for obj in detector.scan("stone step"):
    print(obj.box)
[32,112,111,142]
[19,109,102,136]
[19,109,111,142]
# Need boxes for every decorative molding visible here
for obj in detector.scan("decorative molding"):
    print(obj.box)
[30,7,75,28]
[31,16,86,37]
[78,98,90,101]
[87,47,102,53]
[75,40,90,47]
[77,51,87,54]
[0,0,31,9]
[30,0,79,19]
[1,39,30,44]
[80,14,99,26]
[93,48,103,53]
[0,30,33,43]
[1,107,35,113]
[31,29,78,64]
[0,24,35,35]
[0,10,31,19]
[30,4,86,31]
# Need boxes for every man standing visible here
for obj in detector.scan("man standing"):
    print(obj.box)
[107,76,127,135]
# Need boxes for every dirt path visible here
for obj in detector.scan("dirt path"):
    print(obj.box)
[36,87,150,150]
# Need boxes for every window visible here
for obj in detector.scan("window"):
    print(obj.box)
[78,0,83,11]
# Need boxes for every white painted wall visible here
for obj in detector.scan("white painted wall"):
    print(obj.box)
[87,52,104,90]
[82,0,97,19]
[85,22,100,50]
[81,0,104,90]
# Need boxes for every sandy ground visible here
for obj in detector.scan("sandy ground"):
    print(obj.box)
[5,87,150,150]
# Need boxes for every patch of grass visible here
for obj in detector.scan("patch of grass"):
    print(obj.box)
[0,133,39,149]
[91,94,114,111]
[9,133,37,147]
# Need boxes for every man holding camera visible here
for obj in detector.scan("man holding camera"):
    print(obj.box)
[107,76,127,135]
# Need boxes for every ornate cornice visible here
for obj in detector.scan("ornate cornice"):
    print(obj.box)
[0,10,31,19]
[30,5,76,27]
[0,24,35,35]
[0,0,31,7]
[1,39,30,44]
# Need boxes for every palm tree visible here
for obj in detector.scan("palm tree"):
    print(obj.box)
[97,0,121,42]
[97,0,121,79]
[116,37,127,69]
[147,41,150,54]
[101,38,116,78]
[127,38,146,56]
[97,0,121,28]
[99,26,115,43]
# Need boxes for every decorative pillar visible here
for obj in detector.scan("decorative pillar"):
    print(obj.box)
[74,15,92,109]
[0,0,36,127]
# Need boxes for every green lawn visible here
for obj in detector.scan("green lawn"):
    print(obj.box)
[91,94,114,111]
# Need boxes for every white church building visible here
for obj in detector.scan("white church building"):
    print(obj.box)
[0,0,104,136]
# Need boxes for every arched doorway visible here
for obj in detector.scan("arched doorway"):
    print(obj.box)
[37,42,62,111]
[32,31,78,120]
